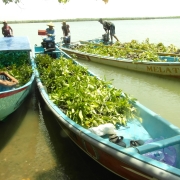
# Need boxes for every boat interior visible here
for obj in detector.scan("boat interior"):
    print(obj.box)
[34,44,180,172]
[100,102,180,170]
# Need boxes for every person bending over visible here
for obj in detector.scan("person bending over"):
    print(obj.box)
[98,18,119,44]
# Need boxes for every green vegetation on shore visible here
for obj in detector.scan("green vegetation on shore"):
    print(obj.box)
[6,16,180,24]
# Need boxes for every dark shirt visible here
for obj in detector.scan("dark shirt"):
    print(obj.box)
[62,24,70,36]
[102,20,113,31]
[46,28,55,41]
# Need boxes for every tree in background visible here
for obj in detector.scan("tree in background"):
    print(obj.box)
[2,0,108,4]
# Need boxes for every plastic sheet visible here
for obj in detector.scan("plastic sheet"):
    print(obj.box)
[143,137,177,167]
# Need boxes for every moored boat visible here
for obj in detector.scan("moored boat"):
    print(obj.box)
[79,37,180,57]
[60,38,180,78]
[0,36,35,121]
[34,41,180,180]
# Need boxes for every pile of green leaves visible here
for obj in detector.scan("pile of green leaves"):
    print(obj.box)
[35,54,141,128]
[73,38,180,62]
[74,43,160,62]
[113,38,178,53]
[0,51,33,86]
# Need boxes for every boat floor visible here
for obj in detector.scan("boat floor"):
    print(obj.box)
[102,120,151,148]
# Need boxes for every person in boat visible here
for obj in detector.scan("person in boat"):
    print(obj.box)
[98,18,119,44]
[0,71,19,92]
[2,21,13,37]
[62,21,70,44]
[45,22,55,42]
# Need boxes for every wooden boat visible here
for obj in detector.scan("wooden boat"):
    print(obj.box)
[0,36,35,121]
[60,38,180,78]
[79,38,180,57]
[34,42,180,180]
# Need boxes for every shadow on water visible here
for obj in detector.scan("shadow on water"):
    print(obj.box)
[0,83,123,180]
[0,85,35,152]
[35,86,123,180]
[1,66,179,179]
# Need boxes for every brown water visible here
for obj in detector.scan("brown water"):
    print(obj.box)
[77,60,180,128]
[0,85,121,180]
[1,20,180,180]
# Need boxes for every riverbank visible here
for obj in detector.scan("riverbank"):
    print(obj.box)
[7,16,180,24]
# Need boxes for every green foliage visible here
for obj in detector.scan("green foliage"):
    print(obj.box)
[2,0,20,4]
[2,0,69,4]
[0,51,29,68]
[58,0,69,3]
[3,0,107,5]
[74,38,180,62]
[74,42,160,62]
[7,64,33,86]
[0,51,33,86]
[113,38,178,54]
[35,54,141,128]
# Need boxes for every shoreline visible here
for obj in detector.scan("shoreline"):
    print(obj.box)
[6,16,180,24]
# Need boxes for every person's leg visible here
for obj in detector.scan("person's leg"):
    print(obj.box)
[110,25,119,42]
[110,34,113,43]
[113,35,119,41]
[110,28,113,43]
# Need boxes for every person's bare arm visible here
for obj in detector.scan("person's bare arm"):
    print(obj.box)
[4,72,18,83]
[1,71,19,84]
[0,79,17,86]
[10,26,13,36]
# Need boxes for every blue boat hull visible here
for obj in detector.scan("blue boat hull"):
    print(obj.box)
[60,39,180,78]
[34,44,180,180]
[0,36,35,121]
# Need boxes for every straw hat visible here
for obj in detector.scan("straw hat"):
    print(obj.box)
[3,20,7,24]
[47,22,54,27]
[62,21,66,25]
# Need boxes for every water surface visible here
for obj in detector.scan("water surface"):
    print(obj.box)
[1,19,180,180]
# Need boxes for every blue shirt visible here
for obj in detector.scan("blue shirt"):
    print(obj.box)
[46,28,55,41]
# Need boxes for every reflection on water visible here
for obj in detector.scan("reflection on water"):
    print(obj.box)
[1,19,180,180]
[1,54,180,180]
[0,85,121,180]
[0,59,180,180]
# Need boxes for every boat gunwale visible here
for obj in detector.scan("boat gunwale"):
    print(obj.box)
[36,73,180,179]
[34,46,180,179]
[79,39,180,58]
[61,47,180,65]
[0,58,35,95]
[0,36,36,121]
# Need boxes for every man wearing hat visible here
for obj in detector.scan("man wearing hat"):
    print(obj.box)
[98,18,119,44]
[2,21,13,37]
[46,22,55,41]
[62,21,70,44]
